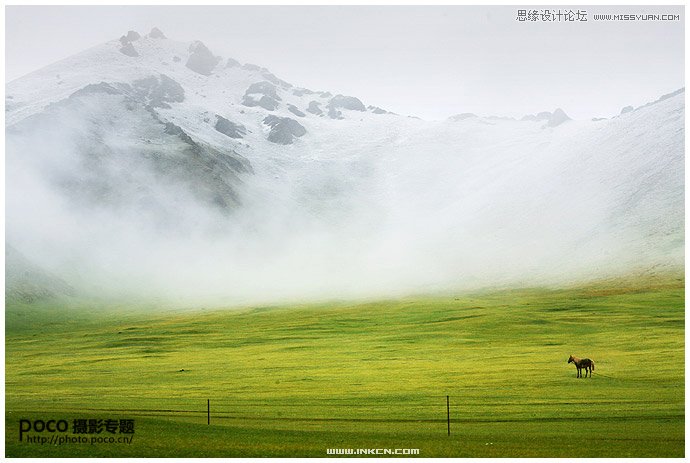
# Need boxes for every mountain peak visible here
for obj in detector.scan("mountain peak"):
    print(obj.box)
[5,31,683,303]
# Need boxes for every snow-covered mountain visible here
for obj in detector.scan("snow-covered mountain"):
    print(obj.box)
[6,29,684,305]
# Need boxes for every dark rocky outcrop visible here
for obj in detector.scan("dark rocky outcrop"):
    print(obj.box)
[148,27,166,39]
[244,81,280,100]
[327,95,366,118]
[126,30,141,41]
[306,101,323,116]
[263,115,306,144]
[288,104,306,117]
[119,42,139,57]
[214,115,246,138]
[68,82,130,99]
[242,81,281,110]
[620,105,634,115]
[132,74,185,109]
[292,88,314,97]
[261,72,280,86]
[368,105,391,115]
[185,41,220,76]
[328,95,366,112]
[242,95,279,111]
[328,107,342,119]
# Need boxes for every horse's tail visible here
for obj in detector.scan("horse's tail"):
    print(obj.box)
[591,361,595,371]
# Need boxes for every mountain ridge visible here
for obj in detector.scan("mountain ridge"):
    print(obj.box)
[5,28,684,305]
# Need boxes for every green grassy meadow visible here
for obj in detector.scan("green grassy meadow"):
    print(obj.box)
[5,275,685,457]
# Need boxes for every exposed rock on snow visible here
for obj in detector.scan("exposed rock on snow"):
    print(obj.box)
[263,115,306,144]
[148,27,166,39]
[368,105,391,115]
[214,115,246,139]
[185,41,220,75]
[132,74,185,109]
[292,88,314,97]
[328,106,342,119]
[244,81,280,99]
[288,104,306,117]
[242,81,281,110]
[119,42,139,57]
[306,101,323,115]
[259,71,291,88]
[325,94,366,119]
[328,94,366,112]
[68,82,130,99]
[242,94,279,111]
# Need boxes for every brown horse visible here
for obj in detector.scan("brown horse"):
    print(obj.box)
[568,355,594,378]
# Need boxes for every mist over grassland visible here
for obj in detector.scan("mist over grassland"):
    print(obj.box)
[5,36,683,308]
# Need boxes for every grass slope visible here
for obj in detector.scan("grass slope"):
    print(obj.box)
[5,276,684,457]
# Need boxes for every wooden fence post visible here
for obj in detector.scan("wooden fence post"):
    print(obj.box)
[447,395,450,436]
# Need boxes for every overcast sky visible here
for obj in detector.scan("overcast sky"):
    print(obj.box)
[5,5,685,120]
